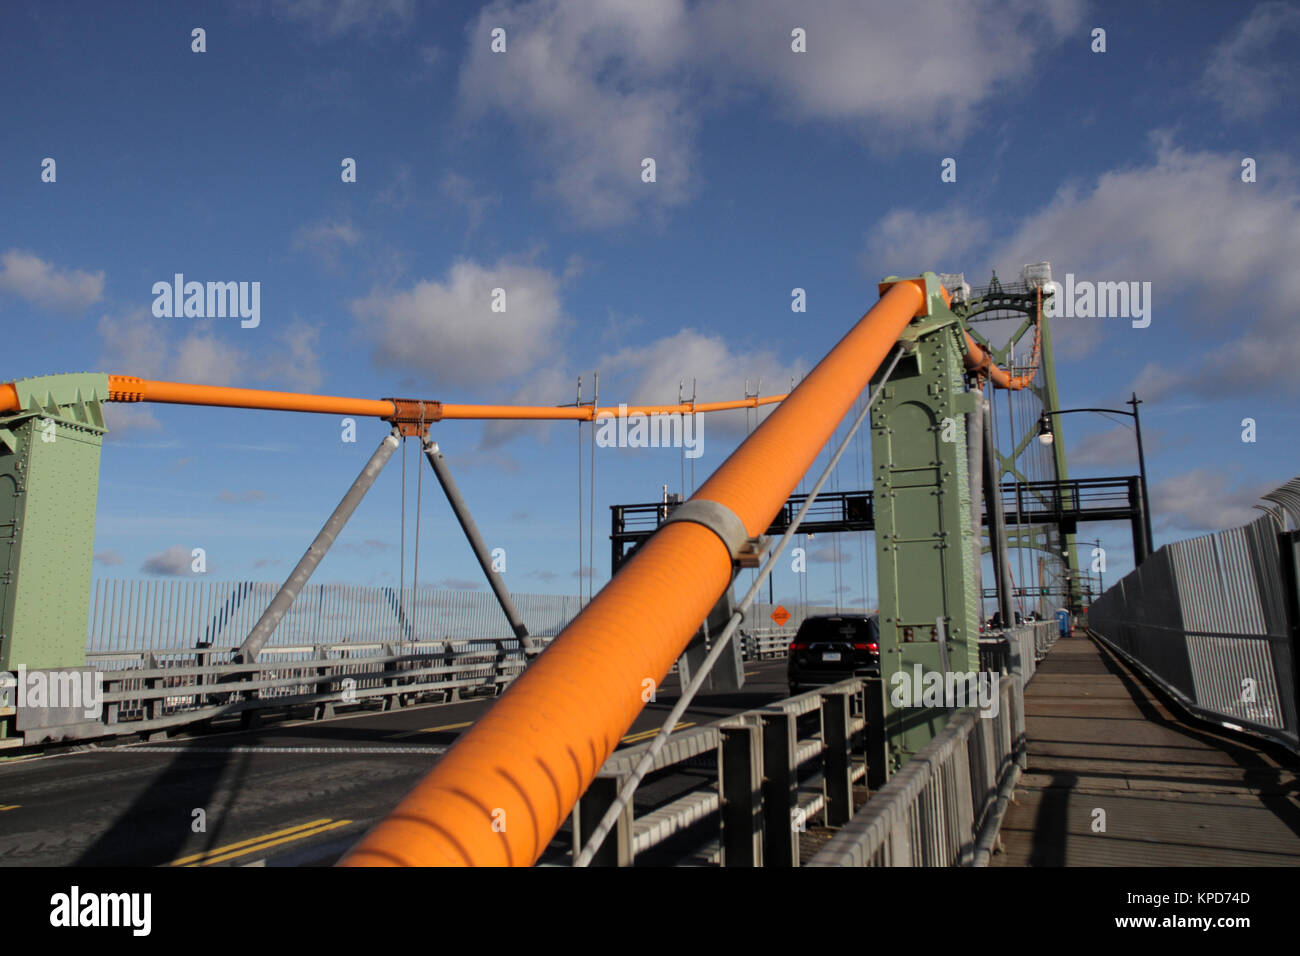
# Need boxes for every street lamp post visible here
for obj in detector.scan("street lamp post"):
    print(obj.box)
[1037,392,1155,564]
[1126,393,1155,565]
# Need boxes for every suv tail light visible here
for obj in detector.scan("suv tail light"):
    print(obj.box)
[789,642,809,651]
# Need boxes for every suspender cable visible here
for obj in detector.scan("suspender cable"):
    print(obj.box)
[412,435,423,639]
[340,276,940,868]
[575,377,584,606]
[399,437,407,635]
[577,421,584,605]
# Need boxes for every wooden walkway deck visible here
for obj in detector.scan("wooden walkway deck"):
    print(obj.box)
[992,632,1300,866]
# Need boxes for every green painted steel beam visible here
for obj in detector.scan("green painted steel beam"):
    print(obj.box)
[871,277,980,773]
[0,373,109,672]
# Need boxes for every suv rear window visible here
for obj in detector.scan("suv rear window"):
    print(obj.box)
[794,617,877,643]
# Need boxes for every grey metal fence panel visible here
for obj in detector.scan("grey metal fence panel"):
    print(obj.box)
[85,581,591,656]
[1090,492,1300,753]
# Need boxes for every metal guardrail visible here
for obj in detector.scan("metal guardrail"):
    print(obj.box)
[0,576,843,746]
[569,678,868,866]
[805,666,1026,867]
[805,621,1059,867]
[568,622,1061,867]
[9,637,545,744]
[978,621,1059,681]
[741,626,801,660]
[0,574,867,746]
[1089,510,1300,753]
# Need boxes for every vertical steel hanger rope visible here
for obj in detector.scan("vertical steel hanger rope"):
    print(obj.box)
[399,435,407,632]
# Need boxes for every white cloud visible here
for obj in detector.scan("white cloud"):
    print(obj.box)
[859,137,1300,396]
[990,137,1300,306]
[97,309,170,378]
[598,327,805,442]
[862,206,991,279]
[1152,469,1277,535]
[479,364,575,450]
[983,137,1300,381]
[435,577,483,590]
[602,327,802,408]
[0,249,104,313]
[292,220,361,269]
[701,0,1081,139]
[459,0,696,227]
[102,404,162,439]
[278,319,325,391]
[351,258,568,388]
[172,335,246,386]
[1066,424,1148,469]
[457,0,1080,225]
[97,309,323,390]
[1204,1,1300,118]
[142,545,196,576]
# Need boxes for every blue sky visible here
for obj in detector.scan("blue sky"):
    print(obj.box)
[2,0,1297,613]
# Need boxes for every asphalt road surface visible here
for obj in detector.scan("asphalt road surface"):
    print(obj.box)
[0,659,792,866]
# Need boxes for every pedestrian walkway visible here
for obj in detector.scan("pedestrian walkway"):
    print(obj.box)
[992,632,1300,866]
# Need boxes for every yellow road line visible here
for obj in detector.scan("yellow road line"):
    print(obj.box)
[168,818,333,866]
[0,804,19,812]
[393,720,473,739]
[621,722,695,744]
[194,819,353,867]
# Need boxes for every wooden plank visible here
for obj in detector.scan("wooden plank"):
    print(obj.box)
[991,633,1300,867]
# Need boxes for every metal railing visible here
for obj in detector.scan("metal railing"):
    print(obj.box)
[85,579,586,655]
[1089,506,1300,753]
[569,623,1060,866]
[805,622,1061,867]
[1,579,855,746]
[806,666,1026,867]
[979,620,1059,683]
[569,678,869,866]
[36,637,544,744]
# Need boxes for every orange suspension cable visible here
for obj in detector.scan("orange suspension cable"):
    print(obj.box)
[340,276,939,867]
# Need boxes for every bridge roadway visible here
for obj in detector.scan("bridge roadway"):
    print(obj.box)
[0,659,794,867]
[993,633,1300,866]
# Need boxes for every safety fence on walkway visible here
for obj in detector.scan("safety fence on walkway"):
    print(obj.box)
[1088,488,1300,753]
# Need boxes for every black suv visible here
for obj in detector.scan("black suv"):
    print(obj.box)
[787,614,880,695]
